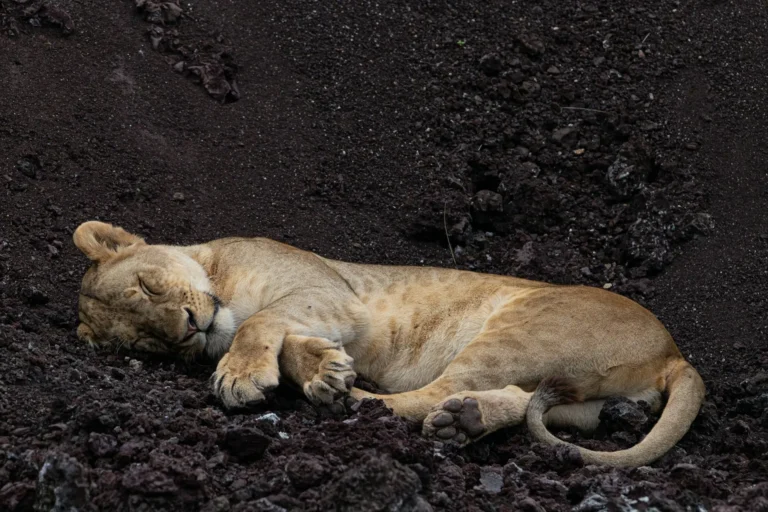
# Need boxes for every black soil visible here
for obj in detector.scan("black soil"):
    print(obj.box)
[1,1,767,510]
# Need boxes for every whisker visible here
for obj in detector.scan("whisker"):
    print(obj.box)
[115,338,128,354]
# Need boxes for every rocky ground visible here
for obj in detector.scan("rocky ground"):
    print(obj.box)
[1,0,767,510]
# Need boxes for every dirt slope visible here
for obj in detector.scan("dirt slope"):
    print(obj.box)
[1,1,767,511]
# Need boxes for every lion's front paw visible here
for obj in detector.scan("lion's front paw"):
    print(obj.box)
[212,352,281,409]
[303,350,357,406]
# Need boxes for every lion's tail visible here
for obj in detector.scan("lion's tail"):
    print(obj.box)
[526,360,705,468]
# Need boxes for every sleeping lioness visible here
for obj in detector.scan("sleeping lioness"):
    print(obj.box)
[73,221,705,467]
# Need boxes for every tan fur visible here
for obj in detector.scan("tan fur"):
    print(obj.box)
[72,221,705,467]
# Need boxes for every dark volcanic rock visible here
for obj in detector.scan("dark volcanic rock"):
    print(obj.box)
[285,454,328,490]
[316,453,428,512]
[1,0,767,510]
[221,426,271,461]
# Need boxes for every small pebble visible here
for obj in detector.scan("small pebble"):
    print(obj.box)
[255,413,280,424]
[477,470,503,494]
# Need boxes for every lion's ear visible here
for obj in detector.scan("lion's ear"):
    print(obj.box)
[76,322,95,342]
[73,221,145,263]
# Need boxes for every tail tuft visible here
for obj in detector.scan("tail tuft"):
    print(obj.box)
[534,376,584,407]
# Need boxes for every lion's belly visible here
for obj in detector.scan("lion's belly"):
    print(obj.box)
[324,261,540,393]
[346,294,508,393]
[381,320,484,392]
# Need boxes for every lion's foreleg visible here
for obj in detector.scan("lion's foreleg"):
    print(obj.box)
[211,313,287,408]
[280,335,357,405]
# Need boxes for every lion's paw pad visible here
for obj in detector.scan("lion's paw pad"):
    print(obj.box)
[422,397,486,445]
[304,354,357,405]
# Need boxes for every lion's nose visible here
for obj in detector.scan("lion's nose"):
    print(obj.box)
[184,308,199,332]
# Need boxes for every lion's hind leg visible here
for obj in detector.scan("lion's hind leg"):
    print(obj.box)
[352,382,604,447]
[419,387,661,447]
[349,375,469,421]
[419,386,533,445]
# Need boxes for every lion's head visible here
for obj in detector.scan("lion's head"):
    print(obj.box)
[73,221,233,358]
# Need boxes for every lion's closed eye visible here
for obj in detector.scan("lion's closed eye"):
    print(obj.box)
[138,278,160,296]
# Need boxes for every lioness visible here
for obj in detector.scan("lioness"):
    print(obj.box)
[73,221,705,467]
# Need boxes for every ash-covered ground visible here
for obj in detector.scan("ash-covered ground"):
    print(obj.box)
[1,1,767,510]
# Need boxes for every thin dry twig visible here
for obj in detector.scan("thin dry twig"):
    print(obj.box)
[561,106,610,114]
[443,201,458,268]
